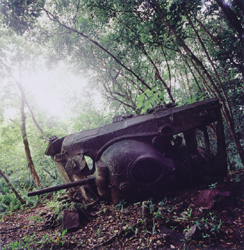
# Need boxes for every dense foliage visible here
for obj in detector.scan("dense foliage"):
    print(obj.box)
[0,0,243,221]
[0,1,244,249]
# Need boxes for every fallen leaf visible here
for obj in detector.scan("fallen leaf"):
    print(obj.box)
[185,224,197,237]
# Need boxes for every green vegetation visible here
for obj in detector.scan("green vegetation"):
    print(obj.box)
[0,0,243,248]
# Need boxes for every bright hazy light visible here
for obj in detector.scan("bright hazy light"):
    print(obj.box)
[3,63,103,121]
[23,64,98,118]
[4,107,19,120]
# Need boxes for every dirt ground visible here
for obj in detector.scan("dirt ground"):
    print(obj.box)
[1,170,244,249]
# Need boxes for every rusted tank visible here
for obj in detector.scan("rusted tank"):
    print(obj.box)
[28,98,227,204]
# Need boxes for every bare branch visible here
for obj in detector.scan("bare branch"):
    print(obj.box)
[41,8,153,92]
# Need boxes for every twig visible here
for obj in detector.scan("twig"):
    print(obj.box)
[43,168,57,179]
[0,226,21,234]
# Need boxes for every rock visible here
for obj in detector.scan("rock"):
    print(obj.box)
[159,226,184,246]
[62,209,80,230]
[194,189,230,210]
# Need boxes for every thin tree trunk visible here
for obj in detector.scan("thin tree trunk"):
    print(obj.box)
[186,14,244,166]
[186,13,233,120]
[183,61,192,100]
[216,0,244,47]
[161,46,172,89]
[20,88,41,189]
[185,58,202,93]
[194,17,220,45]
[25,101,49,143]
[110,14,174,103]
[140,43,175,103]
[0,169,25,204]
[170,38,206,94]
[148,1,244,166]
[0,59,41,188]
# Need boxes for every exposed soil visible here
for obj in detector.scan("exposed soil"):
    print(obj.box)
[1,170,244,250]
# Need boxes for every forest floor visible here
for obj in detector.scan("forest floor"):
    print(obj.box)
[1,169,244,250]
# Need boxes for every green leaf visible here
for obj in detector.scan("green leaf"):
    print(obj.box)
[159,92,166,99]
[199,96,205,101]
[145,89,151,95]
[141,99,151,114]
[151,92,159,101]
[136,101,144,110]
[137,93,145,102]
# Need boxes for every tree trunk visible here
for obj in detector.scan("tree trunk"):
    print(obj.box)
[20,87,41,189]
[148,1,244,167]
[0,59,41,189]
[25,101,49,143]
[215,0,244,78]
[0,169,25,204]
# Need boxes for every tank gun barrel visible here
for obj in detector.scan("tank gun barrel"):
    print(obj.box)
[27,177,95,197]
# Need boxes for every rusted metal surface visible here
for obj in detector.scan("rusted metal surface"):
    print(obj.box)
[31,98,227,204]
[46,98,223,160]
[28,177,95,197]
[97,139,175,203]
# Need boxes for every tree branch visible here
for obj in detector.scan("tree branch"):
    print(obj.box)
[42,8,152,92]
